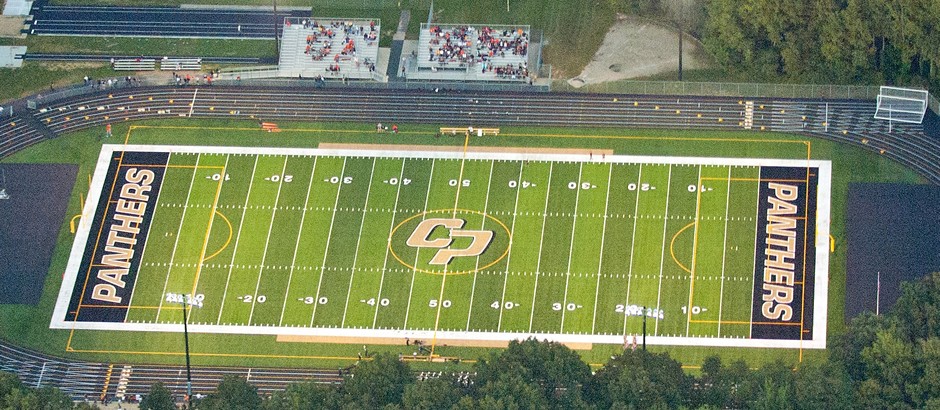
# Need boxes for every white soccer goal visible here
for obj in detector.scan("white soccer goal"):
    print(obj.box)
[874,86,929,124]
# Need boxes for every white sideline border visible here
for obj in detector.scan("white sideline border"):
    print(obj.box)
[52,144,832,350]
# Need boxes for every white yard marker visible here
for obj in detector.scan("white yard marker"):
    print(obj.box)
[156,154,202,322]
[125,152,175,318]
[341,158,378,326]
[278,157,318,326]
[559,163,584,332]
[402,159,436,328]
[247,156,290,325]
[216,155,260,324]
[465,160,495,330]
[309,158,348,326]
[717,166,732,336]
[497,161,525,331]
[371,158,406,329]
[654,165,676,334]
[621,165,643,337]
[528,162,554,332]
[590,164,614,333]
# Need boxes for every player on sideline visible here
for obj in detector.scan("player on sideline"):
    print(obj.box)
[105,123,112,139]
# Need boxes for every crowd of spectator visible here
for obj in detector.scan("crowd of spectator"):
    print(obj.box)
[426,25,528,70]
[298,19,378,74]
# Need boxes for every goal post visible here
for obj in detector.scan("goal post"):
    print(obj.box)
[874,86,929,124]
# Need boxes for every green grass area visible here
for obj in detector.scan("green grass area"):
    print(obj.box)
[70,148,771,343]
[0,62,114,103]
[0,119,923,370]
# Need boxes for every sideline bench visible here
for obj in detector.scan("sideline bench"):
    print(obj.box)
[160,58,202,71]
[440,127,500,136]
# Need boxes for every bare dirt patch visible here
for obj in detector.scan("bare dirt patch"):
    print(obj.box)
[569,14,709,87]
[0,16,25,38]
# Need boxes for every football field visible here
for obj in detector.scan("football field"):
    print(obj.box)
[53,144,831,349]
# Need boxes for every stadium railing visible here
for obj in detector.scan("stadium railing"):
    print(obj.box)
[552,80,882,101]
[25,76,170,108]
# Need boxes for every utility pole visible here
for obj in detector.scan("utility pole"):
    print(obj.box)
[273,0,280,61]
[677,0,683,82]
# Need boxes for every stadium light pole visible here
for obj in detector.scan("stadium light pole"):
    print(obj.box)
[642,306,647,351]
[181,301,193,408]
[677,0,683,82]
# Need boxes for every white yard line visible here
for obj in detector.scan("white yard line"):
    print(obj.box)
[748,167,761,338]
[684,165,703,336]
[190,154,229,299]
[278,157,318,326]
[216,156,259,324]
[247,157,290,324]
[527,162,554,332]
[621,165,643,337]
[155,154,201,322]
[309,158,348,326]
[340,158,378,327]
[654,165,676,334]
[717,166,732,337]
[497,161,525,331]
[465,160,495,331]
[371,158,406,329]
[402,158,436,327]
[124,152,173,320]
[559,163,584,333]
[590,164,614,334]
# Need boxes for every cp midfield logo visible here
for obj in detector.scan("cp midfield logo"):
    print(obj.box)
[389,209,512,275]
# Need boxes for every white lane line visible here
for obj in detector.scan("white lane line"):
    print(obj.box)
[465,160,495,331]
[187,88,198,117]
[155,153,201,322]
[124,151,173,321]
[247,156,289,324]
[371,158,406,329]
[654,165,676,335]
[309,158,348,327]
[216,155,260,324]
[717,166,732,336]
[278,156,318,326]
[621,164,643,337]
[402,158,436,328]
[341,158,378,327]
[590,164,614,334]
[559,163,584,333]
[528,162,554,332]
[497,161,525,331]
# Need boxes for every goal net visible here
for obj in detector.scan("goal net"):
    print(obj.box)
[874,86,928,124]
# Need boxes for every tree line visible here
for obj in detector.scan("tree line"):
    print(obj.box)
[2,271,939,409]
[616,0,938,91]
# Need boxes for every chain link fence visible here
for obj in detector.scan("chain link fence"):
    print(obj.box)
[551,79,883,101]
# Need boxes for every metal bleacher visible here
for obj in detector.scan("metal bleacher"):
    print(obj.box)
[112,59,156,71]
[277,17,380,80]
[408,23,531,82]
[159,58,202,71]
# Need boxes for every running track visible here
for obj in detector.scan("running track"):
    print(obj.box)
[0,84,939,399]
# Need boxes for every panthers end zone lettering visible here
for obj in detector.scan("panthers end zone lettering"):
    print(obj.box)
[751,167,818,340]
[66,151,168,322]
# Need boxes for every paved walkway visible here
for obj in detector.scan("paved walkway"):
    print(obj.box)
[2,0,32,16]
